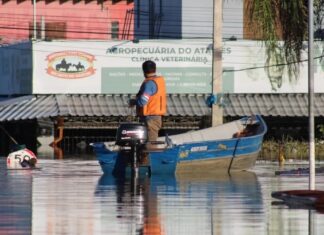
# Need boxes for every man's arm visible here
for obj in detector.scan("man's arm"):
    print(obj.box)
[136,80,157,107]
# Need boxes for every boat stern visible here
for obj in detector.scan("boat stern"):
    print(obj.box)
[149,148,179,175]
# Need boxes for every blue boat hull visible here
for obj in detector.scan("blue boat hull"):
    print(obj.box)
[96,150,150,177]
[149,134,263,174]
[93,115,267,176]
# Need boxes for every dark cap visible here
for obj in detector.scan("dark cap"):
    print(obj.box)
[142,60,156,74]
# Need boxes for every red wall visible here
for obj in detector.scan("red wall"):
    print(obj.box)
[0,0,134,42]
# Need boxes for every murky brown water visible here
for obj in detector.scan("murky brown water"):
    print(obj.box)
[1,157,324,235]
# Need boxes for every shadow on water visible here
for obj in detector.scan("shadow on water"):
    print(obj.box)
[95,171,263,235]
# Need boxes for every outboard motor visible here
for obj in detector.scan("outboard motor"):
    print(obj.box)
[115,122,148,176]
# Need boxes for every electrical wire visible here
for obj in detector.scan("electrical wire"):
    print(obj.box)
[0,2,323,53]
[0,16,252,38]
[0,2,248,26]
[0,0,299,41]
[0,12,242,28]
[1,38,323,74]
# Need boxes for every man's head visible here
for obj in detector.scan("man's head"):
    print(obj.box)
[142,60,156,77]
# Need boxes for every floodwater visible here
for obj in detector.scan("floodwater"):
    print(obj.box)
[1,157,324,235]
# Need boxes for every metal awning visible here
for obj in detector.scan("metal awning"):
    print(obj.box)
[0,95,58,121]
[225,93,324,117]
[0,93,323,122]
[0,94,210,121]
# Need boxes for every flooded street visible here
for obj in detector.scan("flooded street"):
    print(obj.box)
[1,157,324,235]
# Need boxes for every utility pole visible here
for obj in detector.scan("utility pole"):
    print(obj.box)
[308,0,315,190]
[41,16,45,40]
[33,0,37,40]
[212,0,223,126]
[149,0,154,38]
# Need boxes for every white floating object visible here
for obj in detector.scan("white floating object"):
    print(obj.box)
[7,147,38,169]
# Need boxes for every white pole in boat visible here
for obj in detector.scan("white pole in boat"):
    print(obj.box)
[211,0,223,127]
[308,0,315,190]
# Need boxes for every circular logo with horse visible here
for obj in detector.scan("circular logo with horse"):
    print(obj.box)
[46,51,96,79]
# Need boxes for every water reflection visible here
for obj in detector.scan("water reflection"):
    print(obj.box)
[95,176,163,235]
[0,166,33,235]
[95,171,264,235]
[1,158,324,235]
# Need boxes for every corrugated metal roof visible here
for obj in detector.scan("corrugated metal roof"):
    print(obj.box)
[56,94,210,117]
[0,95,58,121]
[224,93,324,117]
[0,93,323,121]
[0,94,210,121]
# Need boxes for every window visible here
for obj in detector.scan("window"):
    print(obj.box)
[111,21,119,39]
[29,22,41,39]
[29,22,66,40]
[45,22,67,40]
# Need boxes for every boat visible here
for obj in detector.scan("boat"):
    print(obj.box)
[272,190,324,213]
[91,115,267,176]
[275,167,324,176]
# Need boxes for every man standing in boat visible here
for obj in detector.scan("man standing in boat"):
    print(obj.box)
[129,60,167,151]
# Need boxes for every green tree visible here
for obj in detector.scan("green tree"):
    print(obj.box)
[246,0,323,75]
[314,0,324,39]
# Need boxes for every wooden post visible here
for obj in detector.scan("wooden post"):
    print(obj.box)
[212,0,223,126]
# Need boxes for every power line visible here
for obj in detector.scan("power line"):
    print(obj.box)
[0,12,216,25]
[0,24,236,39]
[0,3,246,24]
[223,54,324,73]
[0,3,322,39]
[0,4,242,11]
[1,39,323,74]
[0,16,252,39]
